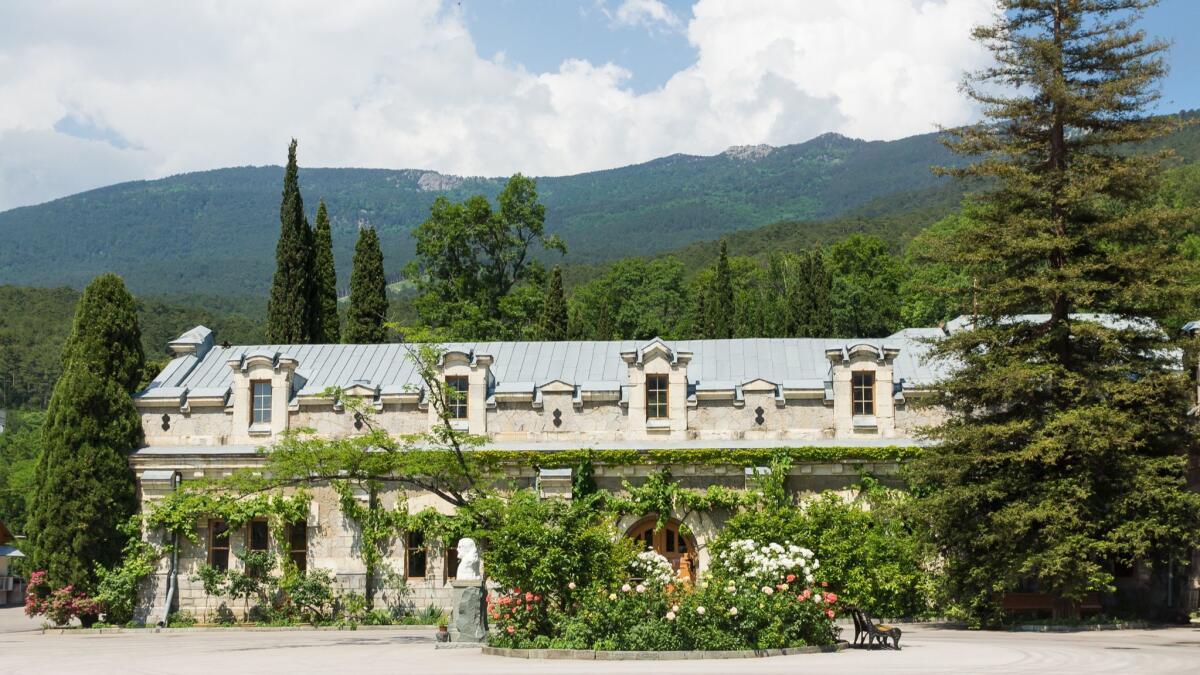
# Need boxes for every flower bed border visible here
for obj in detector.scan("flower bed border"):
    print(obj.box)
[40,624,436,635]
[481,641,847,660]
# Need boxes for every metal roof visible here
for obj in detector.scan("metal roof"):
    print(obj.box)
[138,332,950,405]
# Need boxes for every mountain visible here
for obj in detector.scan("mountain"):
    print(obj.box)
[0,131,963,295]
[2,114,1196,297]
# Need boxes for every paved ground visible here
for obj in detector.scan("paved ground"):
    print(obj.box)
[1,607,1198,674]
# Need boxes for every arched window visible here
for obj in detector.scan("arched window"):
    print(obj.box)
[625,515,697,582]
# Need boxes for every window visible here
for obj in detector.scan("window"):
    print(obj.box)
[444,542,460,581]
[445,376,468,420]
[406,531,427,578]
[288,522,307,572]
[852,371,875,416]
[251,381,272,425]
[248,520,269,552]
[209,520,230,571]
[646,374,669,419]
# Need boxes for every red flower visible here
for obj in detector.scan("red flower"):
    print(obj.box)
[525,592,534,602]
[786,574,796,583]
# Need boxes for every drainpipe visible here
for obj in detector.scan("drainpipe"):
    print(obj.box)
[158,472,181,628]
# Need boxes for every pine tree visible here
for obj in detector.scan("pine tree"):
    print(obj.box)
[343,227,389,344]
[267,139,314,343]
[909,0,1200,626]
[540,266,568,340]
[708,240,735,338]
[311,200,340,343]
[27,274,144,597]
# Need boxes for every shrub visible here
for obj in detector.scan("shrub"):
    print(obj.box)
[24,570,101,627]
[278,568,336,624]
[167,611,196,628]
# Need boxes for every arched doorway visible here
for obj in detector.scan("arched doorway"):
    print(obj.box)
[625,515,698,582]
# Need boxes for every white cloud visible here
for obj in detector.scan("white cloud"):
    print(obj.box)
[0,0,994,211]
[612,0,682,30]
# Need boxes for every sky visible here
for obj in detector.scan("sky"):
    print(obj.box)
[0,0,1196,212]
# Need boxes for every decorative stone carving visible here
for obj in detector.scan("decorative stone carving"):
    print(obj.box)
[754,406,765,425]
[455,538,481,580]
[552,408,563,428]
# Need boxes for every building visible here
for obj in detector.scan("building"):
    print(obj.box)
[131,322,955,622]
[0,521,25,606]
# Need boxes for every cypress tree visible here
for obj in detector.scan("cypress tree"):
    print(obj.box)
[794,248,833,337]
[27,274,144,596]
[267,139,314,343]
[909,0,1200,626]
[311,200,340,343]
[708,240,735,339]
[540,266,568,340]
[343,227,389,344]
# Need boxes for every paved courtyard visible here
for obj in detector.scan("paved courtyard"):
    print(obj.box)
[1,607,1198,674]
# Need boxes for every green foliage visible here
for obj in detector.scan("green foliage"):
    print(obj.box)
[343,227,389,343]
[267,139,315,343]
[826,234,904,337]
[909,0,1200,627]
[0,410,43,534]
[900,213,975,326]
[407,174,565,339]
[568,257,689,340]
[539,265,568,340]
[28,274,144,594]
[311,200,340,343]
[93,518,163,625]
[483,491,634,615]
[700,241,735,338]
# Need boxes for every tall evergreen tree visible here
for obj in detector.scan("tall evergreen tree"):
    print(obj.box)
[344,227,389,344]
[267,139,315,343]
[909,0,1200,626]
[707,240,735,338]
[540,265,568,340]
[27,274,144,598]
[792,248,830,333]
[311,200,340,343]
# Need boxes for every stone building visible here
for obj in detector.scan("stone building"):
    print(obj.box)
[132,323,953,622]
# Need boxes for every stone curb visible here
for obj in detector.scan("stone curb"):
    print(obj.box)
[1006,622,1150,633]
[482,640,847,660]
[40,624,438,635]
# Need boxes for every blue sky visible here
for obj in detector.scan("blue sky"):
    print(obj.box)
[467,0,1200,111]
[0,0,1196,212]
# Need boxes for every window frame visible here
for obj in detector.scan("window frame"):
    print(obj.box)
[209,519,230,571]
[287,521,308,573]
[406,531,428,579]
[852,371,876,417]
[445,376,469,420]
[646,374,669,420]
[444,541,460,581]
[247,518,270,553]
[251,379,273,426]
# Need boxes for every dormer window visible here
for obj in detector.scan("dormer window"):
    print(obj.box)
[251,380,272,427]
[852,371,875,416]
[646,374,669,419]
[445,376,468,419]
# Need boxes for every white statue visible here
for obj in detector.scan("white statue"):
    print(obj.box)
[455,537,481,580]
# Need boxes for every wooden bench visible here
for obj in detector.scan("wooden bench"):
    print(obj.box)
[849,606,902,650]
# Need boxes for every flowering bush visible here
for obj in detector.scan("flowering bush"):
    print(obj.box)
[487,541,841,651]
[24,571,101,626]
[487,588,548,647]
[630,550,675,587]
[715,539,817,585]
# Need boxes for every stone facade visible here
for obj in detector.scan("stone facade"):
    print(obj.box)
[132,328,947,621]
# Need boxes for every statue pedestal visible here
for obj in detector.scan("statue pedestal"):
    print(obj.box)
[450,579,487,643]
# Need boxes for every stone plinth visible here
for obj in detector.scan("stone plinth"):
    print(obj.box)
[450,580,487,643]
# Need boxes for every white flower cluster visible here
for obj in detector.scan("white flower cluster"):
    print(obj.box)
[631,550,676,586]
[719,539,818,583]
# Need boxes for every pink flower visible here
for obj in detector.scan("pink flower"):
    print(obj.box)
[777,583,789,591]
[825,592,838,603]
[506,625,515,634]
[800,589,812,600]
[786,574,796,583]
[820,581,828,588]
